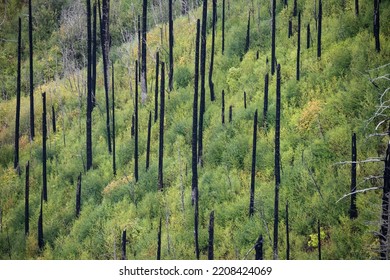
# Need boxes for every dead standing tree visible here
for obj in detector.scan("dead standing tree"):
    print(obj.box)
[14,17,21,172]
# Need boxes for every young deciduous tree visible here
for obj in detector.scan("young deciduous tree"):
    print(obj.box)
[249,110,258,217]
[349,133,358,219]
[273,64,281,260]
[158,62,165,191]
[29,0,35,140]
[14,17,21,171]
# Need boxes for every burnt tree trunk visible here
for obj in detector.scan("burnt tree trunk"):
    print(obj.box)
[158,62,165,191]
[25,161,30,235]
[168,0,174,92]
[209,0,216,102]
[380,142,390,259]
[135,61,139,182]
[181,0,188,15]
[288,19,292,38]
[229,105,232,123]
[138,15,141,82]
[208,210,215,260]
[244,91,247,109]
[194,169,200,260]
[14,17,21,171]
[273,64,281,260]
[244,11,250,54]
[192,19,200,206]
[307,23,311,49]
[286,201,290,260]
[355,0,359,16]
[121,230,126,260]
[318,220,321,260]
[86,0,93,171]
[100,0,112,154]
[112,64,116,176]
[146,111,152,171]
[222,90,225,125]
[255,234,263,260]
[38,194,44,250]
[249,110,258,217]
[42,92,47,202]
[154,52,160,123]
[349,133,358,219]
[198,0,208,166]
[28,0,35,140]
[263,73,269,129]
[131,114,135,138]
[222,0,225,55]
[76,173,82,217]
[157,217,162,260]
[317,0,322,58]
[374,0,380,52]
[141,0,148,101]
[271,0,276,75]
[296,11,301,81]
[293,0,297,16]
[52,105,56,133]
[92,3,97,108]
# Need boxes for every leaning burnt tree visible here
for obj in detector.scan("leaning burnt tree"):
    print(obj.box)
[158,62,165,191]
[271,0,276,75]
[14,17,21,171]
[192,20,200,257]
[198,0,207,166]
[249,110,258,217]
[168,0,174,92]
[273,64,281,260]
[99,0,112,154]
[135,61,139,182]
[209,0,216,102]
[141,0,148,101]
[296,11,301,81]
[28,0,35,140]
[317,0,322,58]
[349,133,358,219]
[42,92,48,202]
[86,0,93,171]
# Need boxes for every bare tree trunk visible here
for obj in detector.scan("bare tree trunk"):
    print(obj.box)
[244,11,250,54]
[318,220,321,260]
[286,201,290,260]
[306,23,311,49]
[86,0,93,171]
[29,0,35,140]
[158,62,165,191]
[42,92,48,202]
[317,0,322,58]
[288,19,292,38]
[293,0,297,16]
[141,0,148,102]
[271,0,276,75]
[380,142,390,259]
[192,19,200,206]
[25,161,30,235]
[76,173,82,217]
[38,194,44,250]
[222,0,225,55]
[374,0,380,52]
[14,17,21,171]
[157,217,162,259]
[229,105,232,123]
[221,90,225,125]
[262,73,269,129]
[112,64,116,176]
[92,3,97,108]
[244,91,247,109]
[52,105,56,133]
[296,11,301,81]
[168,0,174,92]
[209,0,216,101]
[121,230,126,260]
[146,111,152,171]
[208,210,215,260]
[138,15,141,82]
[355,0,359,16]
[349,133,358,219]
[273,64,281,260]
[255,234,263,260]
[249,110,258,217]
[135,61,139,182]
[154,52,160,123]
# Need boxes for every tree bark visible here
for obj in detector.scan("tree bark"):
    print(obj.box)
[158,62,165,191]
[262,73,269,129]
[38,194,44,250]
[273,64,281,260]
[374,0,380,52]
[222,0,225,55]
[245,11,250,54]
[138,15,141,82]
[141,0,148,102]
[307,23,311,49]
[146,111,152,170]
[318,220,321,260]
[92,3,97,108]
[208,210,215,260]
[25,161,30,235]
[255,234,263,260]
[209,0,216,102]
[355,0,359,16]
[14,17,21,171]
[28,0,35,140]
[293,0,297,16]
[288,19,292,38]
[349,133,358,219]
[112,64,116,176]
[42,92,47,202]
[221,90,225,125]
[286,201,290,260]
[168,0,174,92]
[271,0,276,75]
[86,0,93,171]
[296,11,301,81]
[249,110,258,217]
[52,105,56,133]
[229,105,232,123]
[244,91,247,109]
[76,173,82,218]
[154,52,160,123]
[157,217,162,259]
[135,61,139,182]
[317,0,322,58]
[379,142,390,259]
[121,230,126,260]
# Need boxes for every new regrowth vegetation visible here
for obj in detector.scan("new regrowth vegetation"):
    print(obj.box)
[0,0,389,260]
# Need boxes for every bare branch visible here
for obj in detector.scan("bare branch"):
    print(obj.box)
[333,158,383,165]
[336,186,383,203]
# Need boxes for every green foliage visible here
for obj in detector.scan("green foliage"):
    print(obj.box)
[174,66,192,89]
